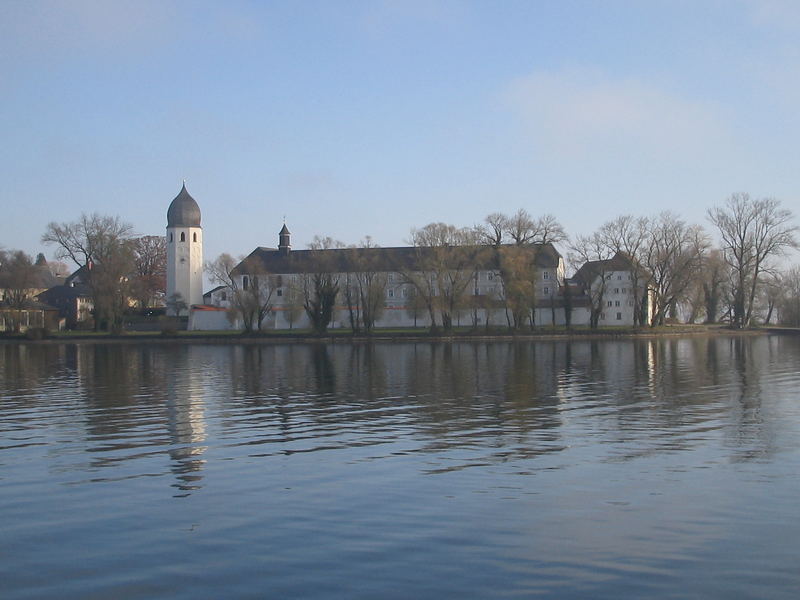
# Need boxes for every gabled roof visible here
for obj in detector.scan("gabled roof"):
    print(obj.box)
[65,265,89,286]
[573,252,637,286]
[0,297,60,311]
[203,285,227,299]
[231,242,563,277]
[37,284,92,303]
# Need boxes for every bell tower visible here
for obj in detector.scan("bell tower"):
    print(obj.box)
[166,183,203,315]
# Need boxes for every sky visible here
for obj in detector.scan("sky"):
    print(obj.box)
[1,0,799,271]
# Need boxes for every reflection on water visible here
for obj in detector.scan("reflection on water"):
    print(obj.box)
[1,336,800,599]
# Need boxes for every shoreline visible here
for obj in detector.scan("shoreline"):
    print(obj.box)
[2,325,790,345]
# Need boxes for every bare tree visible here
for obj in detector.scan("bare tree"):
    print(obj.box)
[504,209,537,245]
[131,235,167,310]
[403,223,484,332]
[404,286,426,328]
[205,253,277,332]
[478,213,507,247]
[696,249,729,323]
[534,214,567,245]
[777,266,800,327]
[343,238,388,334]
[282,279,304,330]
[497,245,536,329]
[759,271,783,325]
[42,214,135,333]
[298,236,344,334]
[569,233,615,329]
[708,194,798,327]
[0,250,38,332]
[642,213,709,326]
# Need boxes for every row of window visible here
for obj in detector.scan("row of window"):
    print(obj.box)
[607,300,635,307]
[168,232,198,243]
[600,312,624,320]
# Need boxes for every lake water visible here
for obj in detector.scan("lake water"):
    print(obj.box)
[1,335,799,599]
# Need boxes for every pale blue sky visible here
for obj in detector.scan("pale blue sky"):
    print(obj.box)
[2,0,799,268]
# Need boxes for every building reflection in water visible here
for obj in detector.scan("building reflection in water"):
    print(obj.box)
[165,347,208,497]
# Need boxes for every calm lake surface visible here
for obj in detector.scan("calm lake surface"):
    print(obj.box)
[1,336,799,599]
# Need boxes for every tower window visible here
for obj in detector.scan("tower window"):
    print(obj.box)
[180,232,186,242]
[169,233,173,243]
[243,276,249,290]
[193,232,197,242]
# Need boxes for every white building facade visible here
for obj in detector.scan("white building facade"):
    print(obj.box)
[166,184,204,315]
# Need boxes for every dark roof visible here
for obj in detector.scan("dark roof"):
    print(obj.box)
[232,242,562,276]
[573,252,636,286]
[167,183,202,228]
[0,299,58,311]
[65,265,89,286]
[203,285,227,299]
[279,224,290,235]
[37,284,92,303]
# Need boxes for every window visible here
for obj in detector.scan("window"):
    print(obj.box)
[242,276,249,290]
[388,289,394,298]
[193,232,197,242]
[221,292,227,301]
[614,288,619,294]
[169,233,173,243]
[544,286,550,295]
[606,274,612,280]
[616,312,622,320]
[276,275,283,287]
[607,300,613,307]
[402,288,407,298]
[618,275,622,280]
[277,289,283,297]
[622,288,627,294]
[180,232,186,242]
[388,273,394,282]
[543,271,550,280]
[615,300,620,307]
[488,272,494,280]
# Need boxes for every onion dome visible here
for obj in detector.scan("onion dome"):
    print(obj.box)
[167,183,201,228]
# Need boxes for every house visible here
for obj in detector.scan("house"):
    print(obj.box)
[0,299,60,333]
[198,225,567,331]
[571,252,653,327]
[37,283,93,329]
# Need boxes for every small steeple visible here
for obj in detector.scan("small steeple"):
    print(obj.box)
[279,223,291,255]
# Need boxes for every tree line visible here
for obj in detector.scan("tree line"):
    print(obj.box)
[2,215,166,333]
[1,192,794,334]
[206,193,798,334]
